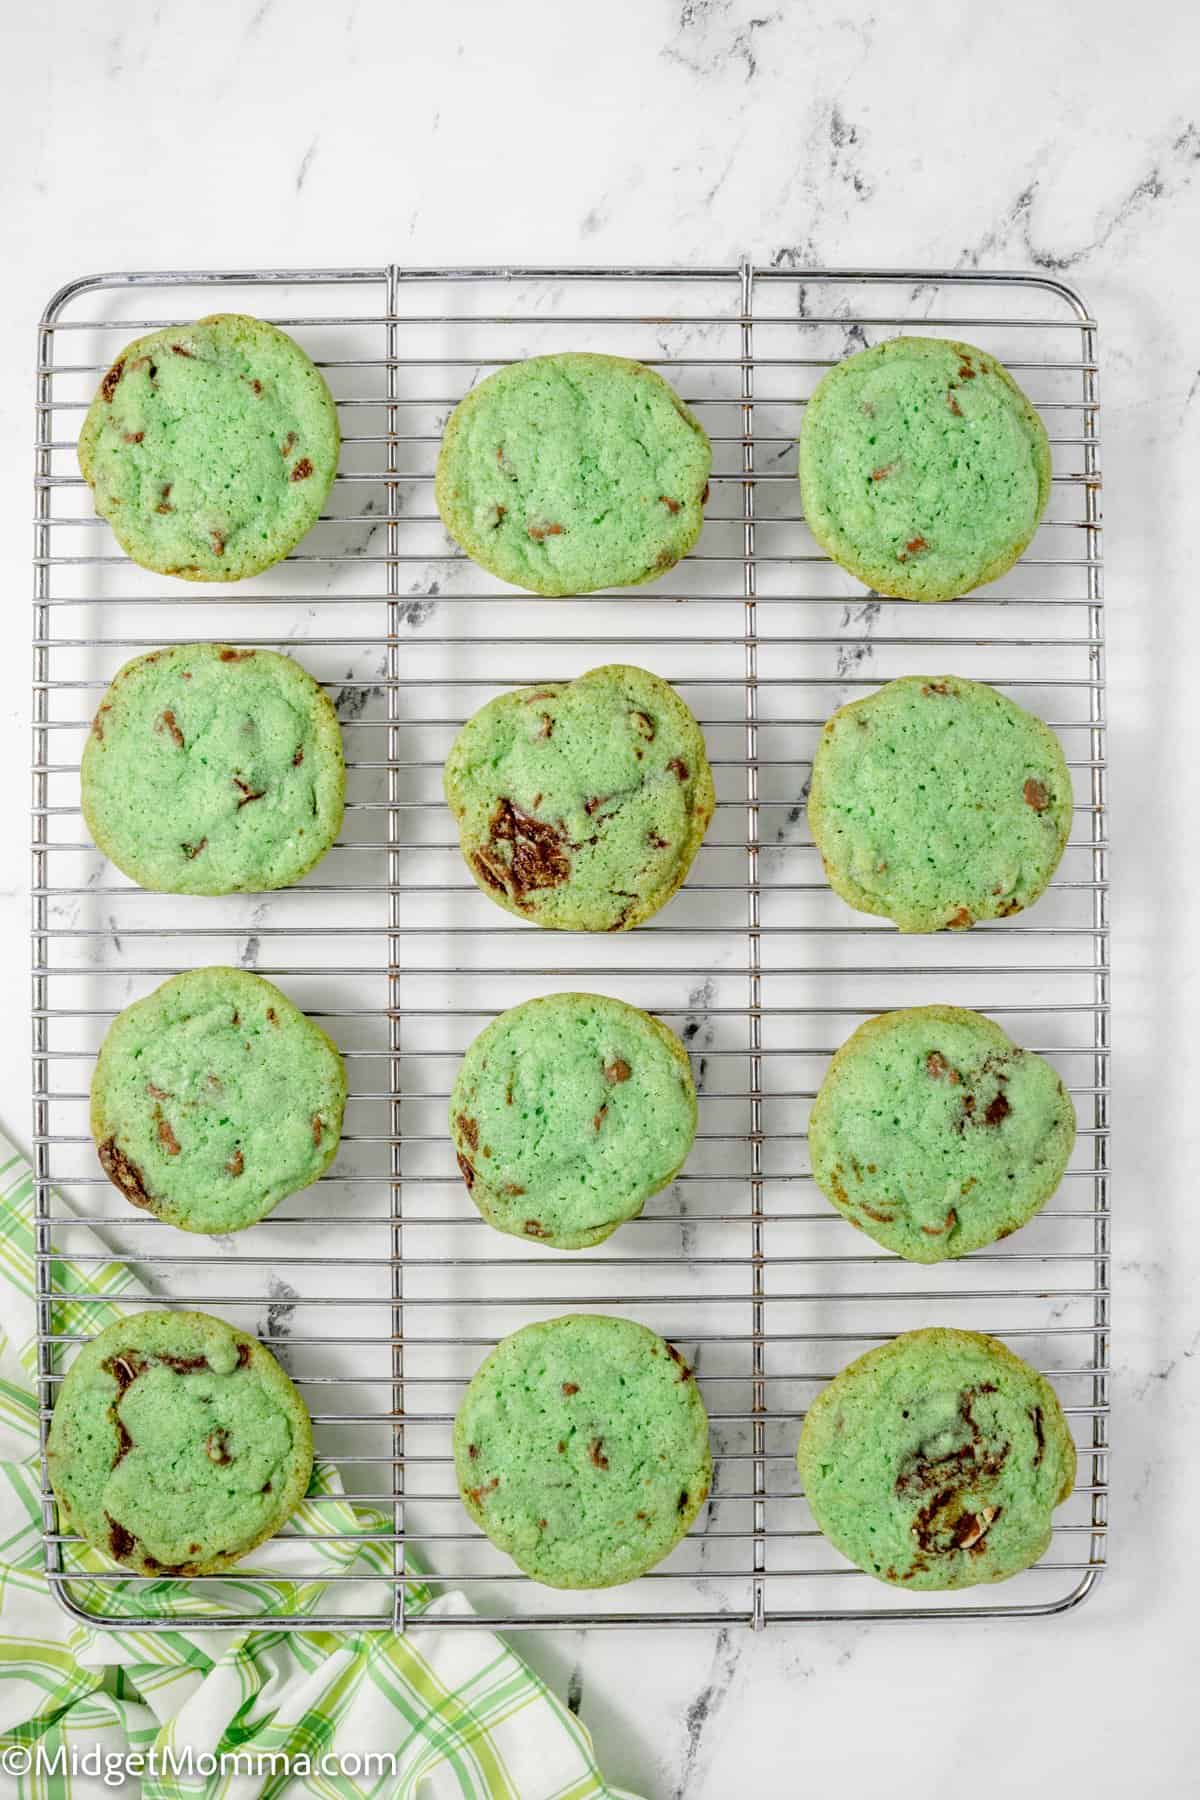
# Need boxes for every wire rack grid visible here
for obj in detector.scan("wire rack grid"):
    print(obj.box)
[32,261,1109,1632]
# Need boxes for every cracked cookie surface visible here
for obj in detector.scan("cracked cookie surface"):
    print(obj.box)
[435,352,711,595]
[78,313,339,581]
[454,1314,712,1588]
[798,336,1051,600]
[797,1328,1075,1589]
[450,992,697,1249]
[47,1309,313,1576]
[91,967,346,1233]
[809,1006,1076,1261]
[81,643,345,894]
[807,674,1073,931]
[444,664,715,931]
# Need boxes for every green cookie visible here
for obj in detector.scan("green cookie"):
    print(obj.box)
[809,1007,1077,1261]
[807,675,1073,931]
[450,992,697,1249]
[91,967,346,1233]
[454,1315,712,1588]
[797,1328,1076,1590]
[435,352,711,595]
[78,313,339,581]
[444,665,715,932]
[47,1309,313,1575]
[81,643,345,895]
[799,337,1051,600]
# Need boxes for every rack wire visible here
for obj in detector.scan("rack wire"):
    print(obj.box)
[32,263,1108,1630]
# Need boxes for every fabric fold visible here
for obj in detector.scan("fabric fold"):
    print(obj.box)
[0,1132,638,1799]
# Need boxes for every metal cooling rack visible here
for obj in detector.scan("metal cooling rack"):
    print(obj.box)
[32,263,1108,1631]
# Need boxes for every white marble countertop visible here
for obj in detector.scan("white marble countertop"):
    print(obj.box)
[4,1,1199,1793]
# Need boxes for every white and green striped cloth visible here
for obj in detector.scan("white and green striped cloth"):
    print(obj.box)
[0,1133,640,1799]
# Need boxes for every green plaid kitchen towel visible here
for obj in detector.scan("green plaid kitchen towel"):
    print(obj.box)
[0,1134,641,1799]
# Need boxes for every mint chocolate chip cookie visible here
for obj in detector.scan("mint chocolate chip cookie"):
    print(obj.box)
[444,665,715,932]
[796,1328,1076,1589]
[48,1309,313,1576]
[799,337,1051,600]
[78,314,339,581]
[454,1314,712,1588]
[81,643,345,895]
[808,1007,1077,1261]
[435,352,711,595]
[450,992,697,1249]
[807,674,1073,931]
[91,967,346,1233]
